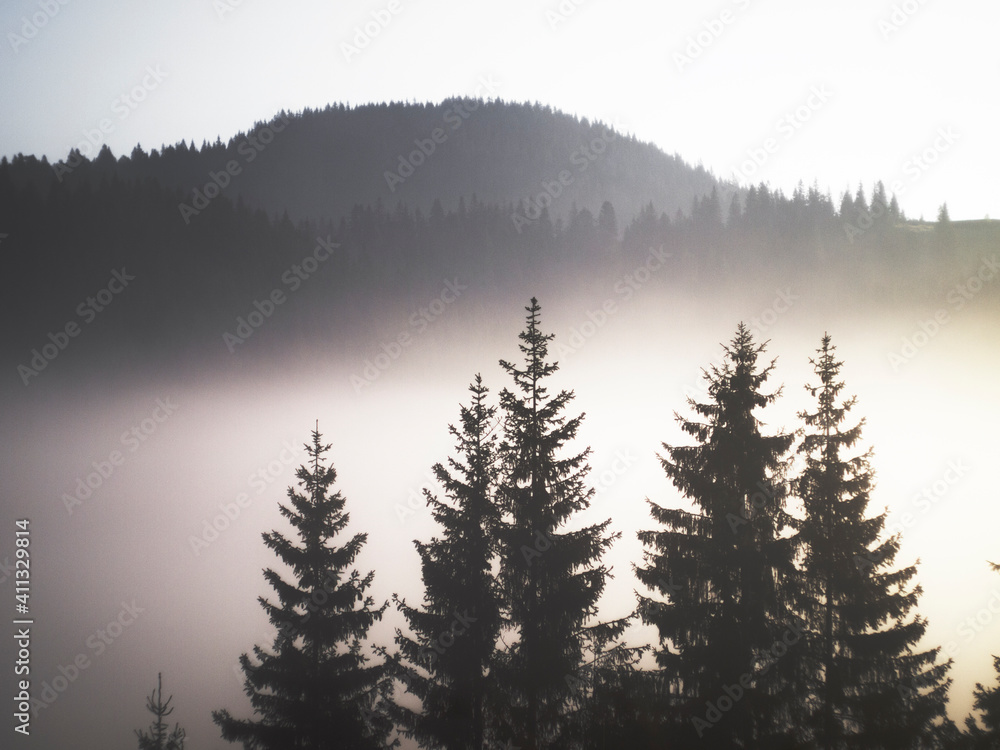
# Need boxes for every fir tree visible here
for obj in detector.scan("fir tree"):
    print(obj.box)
[794,334,952,748]
[957,657,1000,748]
[135,673,185,750]
[957,562,1000,748]
[213,426,395,750]
[635,323,801,747]
[493,298,623,750]
[384,375,504,750]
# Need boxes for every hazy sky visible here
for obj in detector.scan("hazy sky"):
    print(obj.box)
[1,0,997,221]
[2,3,999,749]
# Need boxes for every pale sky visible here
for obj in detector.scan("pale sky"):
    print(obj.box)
[1,0,997,221]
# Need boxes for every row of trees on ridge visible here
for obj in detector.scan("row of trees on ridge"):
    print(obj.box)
[140,300,999,749]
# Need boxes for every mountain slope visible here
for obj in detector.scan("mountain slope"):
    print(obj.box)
[45,99,724,227]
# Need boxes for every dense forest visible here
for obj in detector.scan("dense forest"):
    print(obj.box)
[1,103,996,377]
[4,100,998,748]
[132,301,999,749]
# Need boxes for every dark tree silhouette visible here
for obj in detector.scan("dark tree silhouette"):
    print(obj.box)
[383,375,504,750]
[794,334,952,748]
[492,298,623,750]
[212,426,395,750]
[135,673,185,750]
[955,561,1000,748]
[635,323,802,747]
[957,656,1000,748]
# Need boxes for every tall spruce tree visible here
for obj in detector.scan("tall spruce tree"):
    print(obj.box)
[959,656,1000,748]
[212,426,395,750]
[135,673,185,750]
[384,375,504,750]
[635,323,802,747]
[954,562,1000,749]
[493,298,623,750]
[794,334,952,748]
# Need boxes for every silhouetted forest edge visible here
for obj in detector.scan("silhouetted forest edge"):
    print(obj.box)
[132,305,998,749]
[1,100,998,380]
